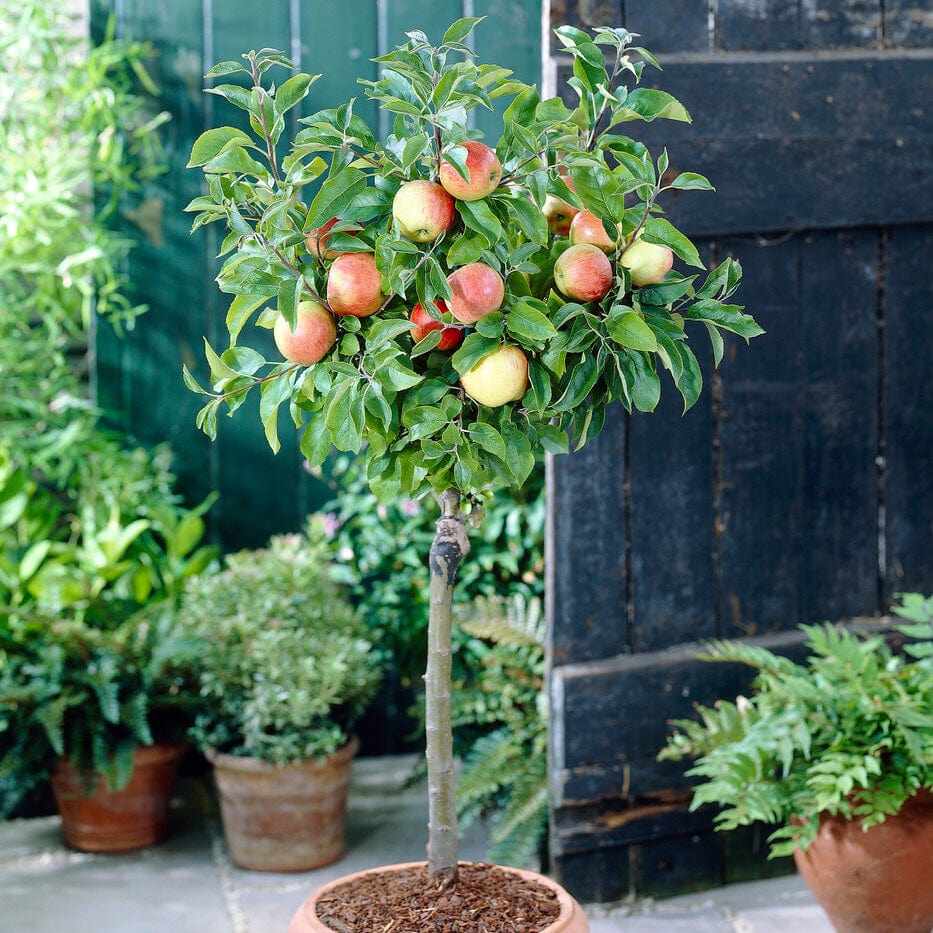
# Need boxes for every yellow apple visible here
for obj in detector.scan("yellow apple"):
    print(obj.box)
[460,345,529,408]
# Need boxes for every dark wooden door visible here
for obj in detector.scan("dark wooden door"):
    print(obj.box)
[546,0,933,902]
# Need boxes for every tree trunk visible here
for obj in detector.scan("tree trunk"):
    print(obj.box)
[425,487,469,886]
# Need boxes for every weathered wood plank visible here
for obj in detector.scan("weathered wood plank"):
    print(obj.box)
[799,0,883,48]
[798,229,880,621]
[885,1,933,47]
[546,410,629,666]
[714,0,801,51]
[628,331,718,652]
[622,1,709,54]
[883,225,933,598]
[556,52,933,235]
[717,237,803,636]
[551,845,632,904]
[634,830,724,898]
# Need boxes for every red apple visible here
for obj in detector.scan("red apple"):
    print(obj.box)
[619,240,674,286]
[409,300,463,352]
[553,243,614,303]
[392,180,455,243]
[542,179,578,236]
[439,141,502,201]
[326,252,384,318]
[304,218,340,259]
[273,301,336,365]
[459,345,529,408]
[569,211,621,253]
[446,263,505,324]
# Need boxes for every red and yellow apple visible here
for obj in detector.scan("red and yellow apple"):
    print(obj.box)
[459,345,529,408]
[409,300,464,351]
[326,252,384,318]
[273,301,336,365]
[304,218,340,259]
[542,179,578,236]
[392,180,455,242]
[553,243,614,302]
[569,211,621,253]
[446,262,505,323]
[619,240,674,286]
[439,140,502,201]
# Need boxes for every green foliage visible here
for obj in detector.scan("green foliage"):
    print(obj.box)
[0,605,201,816]
[179,530,382,764]
[659,599,933,858]
[318,455,544,687]
[452,595,548,868]
[185,22,761,501]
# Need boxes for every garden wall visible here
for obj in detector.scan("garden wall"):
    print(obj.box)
[546,0,933,902]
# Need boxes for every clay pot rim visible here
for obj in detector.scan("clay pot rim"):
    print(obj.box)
[53,741,187,777]
[205,735,360,773]
[298,860,584,933]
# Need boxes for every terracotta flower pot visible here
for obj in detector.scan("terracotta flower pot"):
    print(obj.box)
[288,861,589,932]
[793,789,933,933]
[51,742,186,853]
[207,736,359,872]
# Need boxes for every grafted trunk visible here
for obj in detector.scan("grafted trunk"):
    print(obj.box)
[425,487,470,886]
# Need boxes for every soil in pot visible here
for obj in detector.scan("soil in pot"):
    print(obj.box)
[290,861,589,933]
[208,736,359,872]
[793,789,933,933]
[51,742,186,853]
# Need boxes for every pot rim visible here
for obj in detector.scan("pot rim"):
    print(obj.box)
[297,860,584,932]
[205,734,360,773]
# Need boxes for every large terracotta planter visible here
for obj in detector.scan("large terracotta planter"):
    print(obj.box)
[51,742,185,852]
[793,789,933,933]
[207,736,359,872]
[288,861,589,932]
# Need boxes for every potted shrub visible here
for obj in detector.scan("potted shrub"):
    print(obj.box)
[179,529,381,872]
[183,17,760,930]
[659,596,933,933]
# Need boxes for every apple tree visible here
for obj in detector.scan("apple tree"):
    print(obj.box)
[183,19,763,885]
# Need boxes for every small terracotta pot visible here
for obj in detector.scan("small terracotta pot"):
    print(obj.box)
[287,861,589,932]
[793,789,933,933]
[207,736,359,872]
[51,742,186,853]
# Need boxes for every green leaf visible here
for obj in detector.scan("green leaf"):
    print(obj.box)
[469,423,507,461]
[188,127,254,168]
[704,321,725,366]
[570,165,626,223]
[669,172,714,191]
[275,73,317,114]
[446,234,486,267]
[504,196,548,246]
[553,356,599,411]
[202,147,268,176]
[642,217,705,270]
[606,309,658,351]
[443,16,486,44]
[225,294,267,345]
[524,362,552,413]
[458,198,504,245]
[452,333,500,376]
[507,300,557,343]
[631,351,661,412]
[305,166,367,231]
[300,415,331,467]
[475,311,505,339]
[683,299,765,340]
[615,88,691,123]
[259,370,294,454]
[205,60,249,78]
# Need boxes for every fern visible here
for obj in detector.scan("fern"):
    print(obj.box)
[661,600,933,858]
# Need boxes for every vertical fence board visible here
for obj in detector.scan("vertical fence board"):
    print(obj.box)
[714,0,800,51]
[883,225,933,595]
[622,1,709,53]
[885,1,933,47]
[628,343,717,651]
[717,237,803,636]
[798,229,879,620]
[800,0,883,48]
[547,412,629,665]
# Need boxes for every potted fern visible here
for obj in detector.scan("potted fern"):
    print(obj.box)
[179,529,381,872]
[183,17,760,930]
[659,595,933,933]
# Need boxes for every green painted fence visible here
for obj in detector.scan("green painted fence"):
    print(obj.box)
[92,0,541,550]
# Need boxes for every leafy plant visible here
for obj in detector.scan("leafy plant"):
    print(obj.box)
[184,18,760,884]
[453,594,548,869]
[659,598,933,857]
[0,604,201,815]
[179,530,382,764]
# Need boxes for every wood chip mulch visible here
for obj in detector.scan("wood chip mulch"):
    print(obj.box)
[314,862,562,932]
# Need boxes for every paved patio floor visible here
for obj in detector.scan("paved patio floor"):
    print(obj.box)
[0,755,832,932]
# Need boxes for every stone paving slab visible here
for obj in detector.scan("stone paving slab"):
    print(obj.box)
[0,754,833,932]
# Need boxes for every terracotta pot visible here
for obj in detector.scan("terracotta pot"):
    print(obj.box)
[51,742,186,853]
[288,861,589,932]
[793,789,933,933]
[207,736,359,872]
